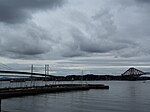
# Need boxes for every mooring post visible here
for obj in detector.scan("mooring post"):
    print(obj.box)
[0,99,1,112]
[30,64,34,87]
[81,70,83,85]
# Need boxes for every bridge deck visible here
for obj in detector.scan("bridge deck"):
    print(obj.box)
[0,70,54,77]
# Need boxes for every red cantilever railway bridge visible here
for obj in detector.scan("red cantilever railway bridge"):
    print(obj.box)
[121,67,150,80]
[121,67,150,77]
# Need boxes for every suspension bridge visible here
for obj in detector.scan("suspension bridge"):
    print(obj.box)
[0,63,109,112]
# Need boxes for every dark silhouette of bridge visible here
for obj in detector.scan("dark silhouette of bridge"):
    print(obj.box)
[0,64,53,77]
[121,67,150,80]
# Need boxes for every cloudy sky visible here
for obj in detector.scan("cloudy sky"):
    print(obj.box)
[0,0,150,75]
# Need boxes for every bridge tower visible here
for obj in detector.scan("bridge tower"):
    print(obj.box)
[44,65,49,85]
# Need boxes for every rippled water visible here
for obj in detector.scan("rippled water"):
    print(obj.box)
[2,81,150,112]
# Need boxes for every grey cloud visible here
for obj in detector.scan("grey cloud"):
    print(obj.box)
[0,0,150,60]
[0,23,52,59]
[70,27,134,54]
[0,0,65,24]
[65,9,135,55]
[135,0,150,3]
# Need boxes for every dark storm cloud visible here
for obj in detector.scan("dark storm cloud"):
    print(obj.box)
[0,0,65,23]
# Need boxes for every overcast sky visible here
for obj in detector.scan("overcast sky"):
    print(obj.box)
[0,0,150,75]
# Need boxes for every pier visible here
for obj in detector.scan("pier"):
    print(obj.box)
[0,84,109,99]
[0,84,109,112]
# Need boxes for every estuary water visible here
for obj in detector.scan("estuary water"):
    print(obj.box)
[2,81,150,112]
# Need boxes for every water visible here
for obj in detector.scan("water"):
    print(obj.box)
[1,81,150,112]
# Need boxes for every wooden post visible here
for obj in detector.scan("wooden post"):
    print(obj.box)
[0,99,1,112]
[81,70,83,85]
[30,65,33,87]
[45,65,46,86]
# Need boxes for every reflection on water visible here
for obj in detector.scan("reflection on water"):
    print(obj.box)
[2,81,150,112]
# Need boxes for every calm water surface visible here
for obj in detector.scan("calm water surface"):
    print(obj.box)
[2,81,150,112]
